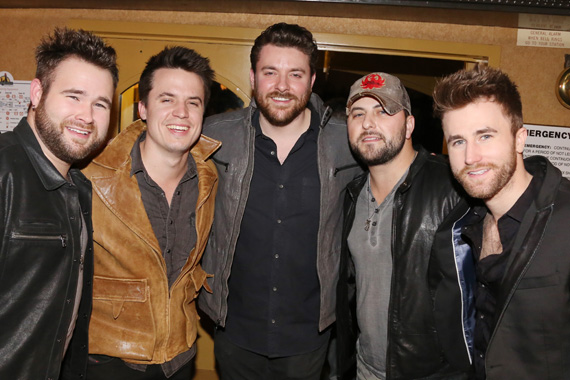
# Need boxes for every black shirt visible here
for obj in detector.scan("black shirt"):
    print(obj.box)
[221,105,330,357]
[129,132,198,376]
[462,173,541,380]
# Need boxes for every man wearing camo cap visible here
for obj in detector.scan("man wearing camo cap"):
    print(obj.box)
[336,73,471,380]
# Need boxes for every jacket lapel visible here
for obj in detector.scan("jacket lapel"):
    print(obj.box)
[494,202,552,322]
[91,160,162,258]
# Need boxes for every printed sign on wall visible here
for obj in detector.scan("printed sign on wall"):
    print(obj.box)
[524,124,570,178]
[0,71,31,133]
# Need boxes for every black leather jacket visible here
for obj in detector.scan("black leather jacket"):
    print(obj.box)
[337,148,469,379]
[0,118,93,380]
[433,156,570,380]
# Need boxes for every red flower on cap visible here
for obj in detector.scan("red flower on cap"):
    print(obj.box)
[360,74,385,90]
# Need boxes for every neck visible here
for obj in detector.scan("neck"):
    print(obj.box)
[259,108,312,164]
[139,139,189,204]
[259,108,312,141]
[27,113,71,179]
[368,143,416,204]
[485,156,533,221]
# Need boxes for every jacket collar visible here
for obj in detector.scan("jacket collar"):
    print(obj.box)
[491,155,560,328]
[92,119,221,170]
[523,155,561,210]
[346,146,429,201]
[14,117,78,191]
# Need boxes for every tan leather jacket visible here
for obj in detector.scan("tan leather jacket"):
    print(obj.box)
[83,120,220,364]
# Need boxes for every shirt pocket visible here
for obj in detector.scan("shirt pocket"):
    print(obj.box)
[89,276,156,361]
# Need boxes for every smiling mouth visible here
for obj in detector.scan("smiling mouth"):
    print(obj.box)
[167,125,190,131]
[360,134,383,143]
[66,126,92,137]
[467,168,489,176]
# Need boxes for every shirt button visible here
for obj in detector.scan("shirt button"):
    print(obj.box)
[480,314,485,319]
[277,219,282,224]
[274,254,279,259]
[271,319,276,324]
[273,287,277,292]
[169,219,173,225]
[479,353,484,358]
[176,190,181,195]
[166,249,171,254]
[270,151,276,156]
[278,184,284,189]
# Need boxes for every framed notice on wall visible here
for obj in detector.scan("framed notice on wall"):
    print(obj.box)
[0,71,31,133]
[524,124,570,179]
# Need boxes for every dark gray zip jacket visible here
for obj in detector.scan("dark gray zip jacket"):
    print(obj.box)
[199,93,361,331]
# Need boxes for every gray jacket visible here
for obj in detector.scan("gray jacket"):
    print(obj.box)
[199,93,361,331]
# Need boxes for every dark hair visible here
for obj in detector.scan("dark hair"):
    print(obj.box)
[250,23,318,75]
[35,27,118,94]
[138,46,215,107]
[432,66,523,134]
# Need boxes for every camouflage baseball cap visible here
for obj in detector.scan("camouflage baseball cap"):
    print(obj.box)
[346,72,411,115]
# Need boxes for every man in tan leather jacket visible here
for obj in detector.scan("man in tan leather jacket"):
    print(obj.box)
[83,46,220,379]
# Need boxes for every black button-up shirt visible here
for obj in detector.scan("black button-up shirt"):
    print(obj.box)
[222,105,330,357]
[128,131,198,376]
[462,172,541,380]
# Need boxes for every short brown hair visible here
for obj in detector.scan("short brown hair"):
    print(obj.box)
[432,66,523,134]
[138,46,214,107]
[250,23,318,75]
[35,27,119,94]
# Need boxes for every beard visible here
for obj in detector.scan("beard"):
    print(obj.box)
[34,99,104,164]
[452,147,517,200]
[350,122,407,166]
[254,88,311,127]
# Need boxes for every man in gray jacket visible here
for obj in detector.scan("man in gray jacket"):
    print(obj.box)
[199,23,360,379]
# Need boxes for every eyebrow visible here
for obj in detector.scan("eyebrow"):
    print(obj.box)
[446,126,498,143]
[260,65,307,74]
[349,103,384,113]
[158,92,203,105]
[63,89,112,108]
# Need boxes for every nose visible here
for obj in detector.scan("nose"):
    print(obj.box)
[275,74,290,92]
[76,102,94,125]
[362,112,375,130]
[172,102,189,119]
[464,142,482,166]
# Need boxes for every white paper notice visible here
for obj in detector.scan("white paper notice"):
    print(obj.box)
[0,71,31,133]
[524,124,570,178]
[517,29,570,49]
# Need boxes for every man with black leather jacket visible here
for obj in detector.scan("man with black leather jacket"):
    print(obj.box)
[0,28,118,380]
[336,73,470,380]
[433,66,570,380]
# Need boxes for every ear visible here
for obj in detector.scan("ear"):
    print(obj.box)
[138,101,147,121]
[30,78,43,108]
[249,69,255,90]
[310,72,316,89]
[515,127,527,154]
[405,115,415,139]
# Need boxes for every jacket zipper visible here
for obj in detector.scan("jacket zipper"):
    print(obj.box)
[11,232,67,248]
